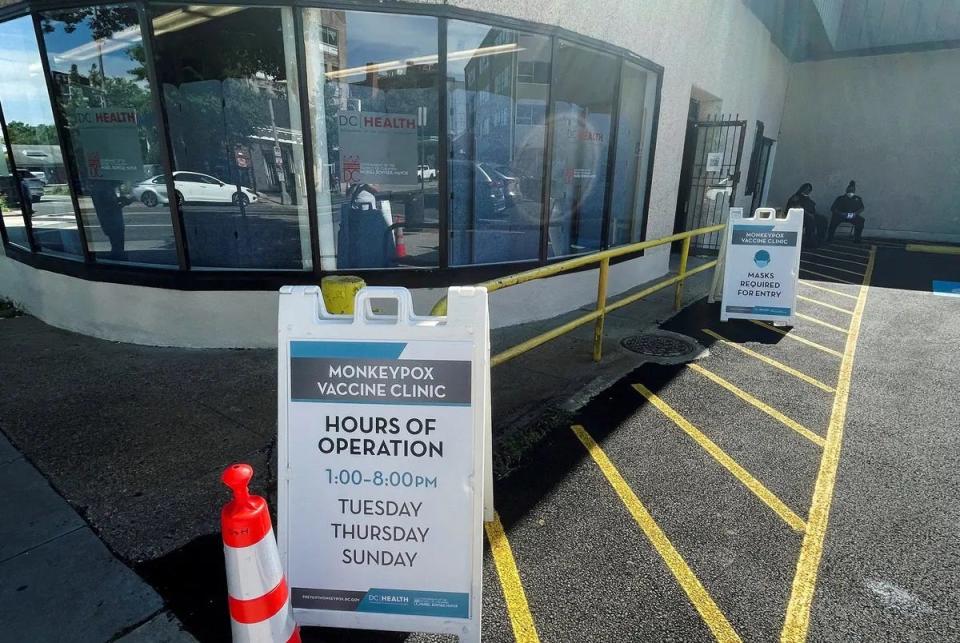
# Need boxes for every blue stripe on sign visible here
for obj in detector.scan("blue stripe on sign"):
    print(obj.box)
[932,281,960,298]
[753,306,791,316]
[357,588,469,618]
[291,398,470,407]
[290,341,407,359]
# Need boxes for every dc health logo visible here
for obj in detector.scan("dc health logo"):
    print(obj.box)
[753,250,771,268]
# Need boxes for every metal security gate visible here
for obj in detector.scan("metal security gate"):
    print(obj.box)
[677,115,746,253]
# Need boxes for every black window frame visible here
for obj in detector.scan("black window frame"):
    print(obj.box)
[0,88,39,251]
[0,0,663,291]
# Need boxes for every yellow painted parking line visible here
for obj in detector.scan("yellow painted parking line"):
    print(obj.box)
[797,295,854,315]
[799,281,859,301]
[572,425,742,642]
[799,260,865,278]
[798,268,858,285]
[749,321,843,358]
[905,243,960,255]
[782,245,876,643]
[631,385,807,532]
[796,313,849,334]
[702,328,835,393]
[485,512,541,643]
[687,364,825,447]
[801,252,867,267]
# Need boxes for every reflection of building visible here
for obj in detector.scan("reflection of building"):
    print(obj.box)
[244,78,304,202]
[320,10,348,109]
[10,145,67,183]
[461,31,551,182]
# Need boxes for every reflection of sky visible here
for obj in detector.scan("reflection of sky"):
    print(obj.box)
[44,18,143,81]
[345,12,437,67]
[0,17,54,125]
[447,20,494,78]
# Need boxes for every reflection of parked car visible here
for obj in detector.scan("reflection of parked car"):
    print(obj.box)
[417,164,436,181]
[133,171,258,207]
[0,170,44,203]
[479,163,522,208]
[449,160,508,219]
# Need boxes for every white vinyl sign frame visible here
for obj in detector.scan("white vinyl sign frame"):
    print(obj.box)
[721,207,803,323]
[278,286,487,642]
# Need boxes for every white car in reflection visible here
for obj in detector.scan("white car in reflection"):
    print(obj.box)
[133,171,258,207]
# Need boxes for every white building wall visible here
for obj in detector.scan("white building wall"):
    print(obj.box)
[424,0,791,325]
[1,0,790,348]
[768,48,960,242]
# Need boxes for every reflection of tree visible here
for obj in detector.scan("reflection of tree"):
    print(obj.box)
[155,8,287,81]
[41,5,138,41]
[153,7,292,181]
[165,80,275,180]
[5,122,59,145]
[41,7,159,173]
[60,63,159,168]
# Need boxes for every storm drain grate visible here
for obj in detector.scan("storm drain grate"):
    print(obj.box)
[620,331,703,364]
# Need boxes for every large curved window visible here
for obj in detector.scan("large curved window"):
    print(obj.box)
[304,9,440,270]
[0,15,82,257]
[0,4,661,283]
[152,4,311,270]
[40,4,179,265]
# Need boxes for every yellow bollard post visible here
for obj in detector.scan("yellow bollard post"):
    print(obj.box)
[674,236,691,311]
[592,257,610,362]
[430,295,448,317]
[321,275,365,314]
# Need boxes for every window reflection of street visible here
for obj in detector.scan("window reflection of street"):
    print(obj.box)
[153,4,313,270]
[0,5,659,273]
[0,15,83,257]
[305,9,440,270]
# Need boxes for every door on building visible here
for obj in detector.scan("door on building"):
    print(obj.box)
[745,121,776,214]
[749,137,775,213]
[673,113,747,253]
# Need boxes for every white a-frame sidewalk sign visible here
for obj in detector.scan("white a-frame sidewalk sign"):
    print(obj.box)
[277,286,488,642]
[720,207,803,324]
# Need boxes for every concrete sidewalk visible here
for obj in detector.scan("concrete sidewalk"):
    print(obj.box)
[0,431,195,642]
[0,254,714,640]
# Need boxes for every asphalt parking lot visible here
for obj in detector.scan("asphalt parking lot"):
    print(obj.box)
[475,239,960,642]
[2,237,957,642]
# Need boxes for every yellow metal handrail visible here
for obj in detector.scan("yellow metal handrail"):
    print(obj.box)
[433,223,725,367]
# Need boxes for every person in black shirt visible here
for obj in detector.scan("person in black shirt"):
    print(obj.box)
[827,180,865,243]
[785,182,825,248]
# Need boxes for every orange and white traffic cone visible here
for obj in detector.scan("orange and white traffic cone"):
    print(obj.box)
[394,214,407,258]
[221,463,300,643]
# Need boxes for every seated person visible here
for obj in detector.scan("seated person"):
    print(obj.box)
[828,180,865,243]
[785,182,825,247]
